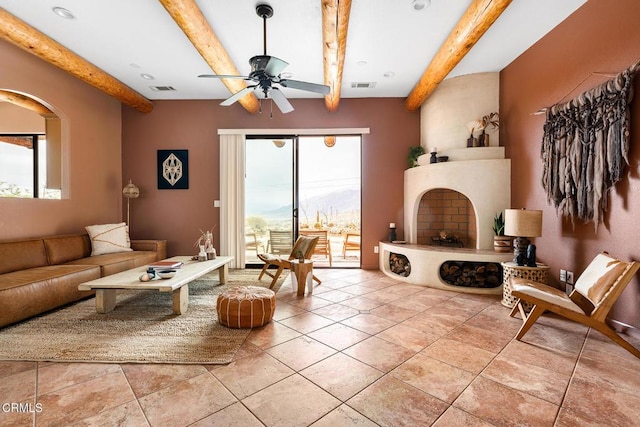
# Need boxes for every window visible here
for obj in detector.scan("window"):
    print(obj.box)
[0,133,59,198]
[0,91,62,199]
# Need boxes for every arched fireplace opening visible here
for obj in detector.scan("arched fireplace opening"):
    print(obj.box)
[417,189,477,249]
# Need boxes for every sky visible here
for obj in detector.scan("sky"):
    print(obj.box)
[0,141,32,187]
[0,137,51,197]
[245,136,361,215]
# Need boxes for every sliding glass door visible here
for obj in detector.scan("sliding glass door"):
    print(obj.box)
[244,135,361,268]
[298,136,361,268]
[245,137,295,264]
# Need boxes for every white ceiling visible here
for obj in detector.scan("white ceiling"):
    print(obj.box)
[0,0,587,102]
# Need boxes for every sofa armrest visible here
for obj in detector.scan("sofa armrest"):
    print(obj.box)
[131,240,167,260]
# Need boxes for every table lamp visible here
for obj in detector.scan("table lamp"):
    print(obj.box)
[504,208,542,267]
[122,179,140,229]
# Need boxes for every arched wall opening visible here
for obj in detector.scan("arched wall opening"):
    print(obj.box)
[417,188,477,248]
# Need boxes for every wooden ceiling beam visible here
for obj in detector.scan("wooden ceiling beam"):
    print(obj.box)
[159,0,259,114]
[0,7,154,113]
[0,89,54,116]
[322,0,352,112]
[404,0,513,111]
[0,136,34,149]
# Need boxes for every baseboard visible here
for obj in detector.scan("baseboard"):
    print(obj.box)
[608,319,640,340]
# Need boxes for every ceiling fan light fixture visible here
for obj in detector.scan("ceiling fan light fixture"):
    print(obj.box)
[199,3,329,115]
[52,7,75,20]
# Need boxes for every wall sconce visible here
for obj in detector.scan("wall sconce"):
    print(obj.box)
[324,136,336,147]
[122,179,140,230]
[504,208,542,266]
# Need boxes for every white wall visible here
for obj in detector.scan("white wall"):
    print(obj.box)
[420,72,499,152]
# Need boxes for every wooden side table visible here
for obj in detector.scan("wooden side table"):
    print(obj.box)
[291,260,314,296]
[501,262,550,309]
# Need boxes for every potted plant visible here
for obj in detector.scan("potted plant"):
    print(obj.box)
[492,212,511,252]
[408,146,425,168]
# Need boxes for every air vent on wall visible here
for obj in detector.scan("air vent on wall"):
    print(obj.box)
[351,82,377,89]
[150,86,176,92]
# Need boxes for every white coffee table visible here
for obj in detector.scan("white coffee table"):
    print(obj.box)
[78,256,233,315]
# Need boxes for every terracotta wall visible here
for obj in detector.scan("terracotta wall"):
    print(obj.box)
[0,103,45,133]
[501,0,640,328]
[0,39,123,240]
[122,98,419,269]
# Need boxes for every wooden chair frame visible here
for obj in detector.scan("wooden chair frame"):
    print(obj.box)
[342,232,360,258]
[258,235,321,288]
[266,230,292,256]
[510,252,640,359]
[245,233,263,256]
[299,229,332,266]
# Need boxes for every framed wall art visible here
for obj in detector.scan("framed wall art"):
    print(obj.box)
[157,149,189,189]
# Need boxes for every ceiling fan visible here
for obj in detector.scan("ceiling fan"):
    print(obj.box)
[198,3,330,114]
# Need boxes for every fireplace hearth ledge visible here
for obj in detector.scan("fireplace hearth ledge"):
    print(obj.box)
[379,241,513,295]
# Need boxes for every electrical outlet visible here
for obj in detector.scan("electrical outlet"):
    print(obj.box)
[374,245,379,254]
[566,283,574,295]
[566,271,574,285]
[560,269,567,282]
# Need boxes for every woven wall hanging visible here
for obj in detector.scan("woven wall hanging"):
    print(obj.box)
[541,61,638,230]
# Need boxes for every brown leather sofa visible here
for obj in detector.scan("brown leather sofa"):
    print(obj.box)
[0,233,167,328]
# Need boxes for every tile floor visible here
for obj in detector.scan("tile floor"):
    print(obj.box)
[2,268,640,426]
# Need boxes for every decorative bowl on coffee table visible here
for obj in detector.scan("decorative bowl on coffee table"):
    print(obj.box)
[156,269,177,279]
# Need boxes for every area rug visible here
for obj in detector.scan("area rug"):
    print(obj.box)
[0,268,284,365]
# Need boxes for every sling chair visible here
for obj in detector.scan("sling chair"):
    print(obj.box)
[258,235,320,289]
[509,251,640,359]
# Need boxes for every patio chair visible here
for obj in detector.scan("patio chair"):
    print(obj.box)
[342,232,361,257]
[266,230,292,256]
[509,251,640,359]
[245,233,263,256]
[299,229,332,266]
[258,235,320,288]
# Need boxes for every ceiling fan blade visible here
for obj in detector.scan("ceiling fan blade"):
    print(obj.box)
[198,74,249,79]
[279,79,330,95]
[264,56,289,77]
[220,86,256,106]
[269,88,294,114]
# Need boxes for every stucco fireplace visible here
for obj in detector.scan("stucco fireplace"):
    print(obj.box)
[379,147,513,294]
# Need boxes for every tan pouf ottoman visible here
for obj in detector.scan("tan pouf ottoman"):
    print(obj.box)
[217,286,276,328]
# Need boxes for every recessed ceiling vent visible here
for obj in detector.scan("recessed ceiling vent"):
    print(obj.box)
[351,82,377,89]
[150,86,176,92]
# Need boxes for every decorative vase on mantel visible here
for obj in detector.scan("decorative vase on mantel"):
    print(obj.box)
[467,133,477,148]
[478,130,489,147]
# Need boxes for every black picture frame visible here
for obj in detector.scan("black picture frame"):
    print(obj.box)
[157,150,189,189]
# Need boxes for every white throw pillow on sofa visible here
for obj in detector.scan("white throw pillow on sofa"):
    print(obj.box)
[85,222,133,256]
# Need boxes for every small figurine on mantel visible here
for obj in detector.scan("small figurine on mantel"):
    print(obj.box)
[429,147,438,164]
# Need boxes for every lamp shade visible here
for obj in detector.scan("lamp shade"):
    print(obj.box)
[504,209,542,237]
[122,179,140,199]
